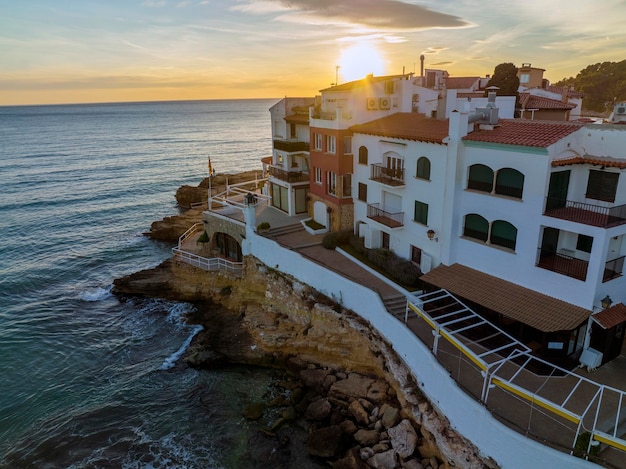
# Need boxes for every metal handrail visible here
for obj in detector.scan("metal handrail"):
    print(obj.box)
[178,223,204,248]
[172,247,243,276]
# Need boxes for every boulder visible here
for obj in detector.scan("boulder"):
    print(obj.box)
[388,419,418,459]
[305,398,332,421]
[381,405,400,429]
[332,446,369,469]
[330,373,374,400]
[367,449,398,469]
[353,429,379,446]
[242,402,266,420]
[348,400,370,426]
[300,369,329,393]
[307,425,343,458]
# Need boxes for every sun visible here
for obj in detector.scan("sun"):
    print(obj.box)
[338,43,386,83]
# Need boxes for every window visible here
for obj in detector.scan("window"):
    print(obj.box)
[520,73,530,84]
[463,214,489,242]
[468,164,494,192]
[314,133,322,150]
[586,170,619,202]
[344,136,352,155]
[491,220,517,250]
[314,167,322,184]
[358,182,368,202]
[495,168,524,198]
[416,157,431,180]
[327,171,337,196]
[414,201,428,225]
[411,245,422,265]
[385,154,404,180]
[576,234,593,253]
[290,123,297,138]
[342,174,352,198]
[358,146,368,165]
[326,135,336,154]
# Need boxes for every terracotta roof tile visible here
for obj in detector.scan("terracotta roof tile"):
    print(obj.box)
[420,263,591,332]
[552,155,626,169]
[462,119,583,148]
[446,76,480,90]
[350,113,449,144]
[593,303,626,329]
[285,113,309,124]
[519,92,576,111]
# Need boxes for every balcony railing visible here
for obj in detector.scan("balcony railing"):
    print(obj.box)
[273,139,309,153]
[603,255,625,282]
[536,249,588,281]
[370,164,405,186]
[367,203,404,228]
[544,198,626,228]
[269,166,309,183]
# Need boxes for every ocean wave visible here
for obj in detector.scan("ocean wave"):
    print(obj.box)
[159,325,203,371]
[79,286,113,302]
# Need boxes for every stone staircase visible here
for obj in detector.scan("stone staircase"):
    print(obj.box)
[382,294,407,319]
[264,223,305,238]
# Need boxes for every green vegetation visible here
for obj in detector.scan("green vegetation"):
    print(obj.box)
[486,62,520,96]
[257,221,271,231]
[196,231,209,243]
[554,60,626,113]
[573,432,600,459]
[305,219,325,230]
[321,229,352,249]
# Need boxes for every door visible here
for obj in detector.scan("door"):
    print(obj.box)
[541,227,560,258]
[546,170,570,211]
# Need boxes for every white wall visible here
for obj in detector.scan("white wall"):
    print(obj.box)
[241,228,599,469]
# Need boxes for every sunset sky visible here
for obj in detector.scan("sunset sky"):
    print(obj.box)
[2,0,626,105]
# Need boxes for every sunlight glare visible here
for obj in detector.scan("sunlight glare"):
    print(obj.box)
[338,43,386,83]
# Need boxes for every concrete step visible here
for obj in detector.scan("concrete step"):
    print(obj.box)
[383,294,407,318]
[265,223,305,238]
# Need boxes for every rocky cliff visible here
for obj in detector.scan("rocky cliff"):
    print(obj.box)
[113,256,497,469]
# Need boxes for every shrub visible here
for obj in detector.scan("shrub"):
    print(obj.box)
[257,221,271,231]
[389,259,422,287]
[196,231,209,243]
[348,234,366,255]
[322,229,352,250]
[305,219,325,230]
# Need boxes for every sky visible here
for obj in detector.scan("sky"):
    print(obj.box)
[1,0,626,106]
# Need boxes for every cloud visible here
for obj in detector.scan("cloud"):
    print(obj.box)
[142,0,167,7]
[236,0,471,30]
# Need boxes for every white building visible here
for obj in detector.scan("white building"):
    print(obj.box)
[351,94,626,365]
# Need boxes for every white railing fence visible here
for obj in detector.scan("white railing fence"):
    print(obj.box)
[172,247,242,276]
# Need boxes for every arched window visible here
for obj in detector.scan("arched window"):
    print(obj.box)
[467,164,494,192]
[463,214,489,242]
[491,220,517,250]
[358,146,368,165]
[495,168,524,198]
[416,156,431,180]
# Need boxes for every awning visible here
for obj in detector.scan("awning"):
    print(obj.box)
[420,263,591,332]
[592,303,626,329]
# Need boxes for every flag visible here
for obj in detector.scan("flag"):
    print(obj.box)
[208,157,214,176]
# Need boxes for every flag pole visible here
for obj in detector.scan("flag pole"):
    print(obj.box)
[208,157,214,208]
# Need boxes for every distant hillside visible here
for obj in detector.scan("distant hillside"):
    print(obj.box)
[553,60,626,113]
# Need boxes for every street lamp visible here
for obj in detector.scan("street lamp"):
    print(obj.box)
[601,295,613,309]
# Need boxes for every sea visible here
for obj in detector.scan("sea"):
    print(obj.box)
[0,99,294,468]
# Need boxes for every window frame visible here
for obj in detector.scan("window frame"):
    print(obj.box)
[358,182,368,202]
[326,135,336,154]
[314,132,323,151]
[314,167,322,184]
[358,146,368,165]
[586,170,619,203]
[413,200,429,225]
[326,171,337,196]
[463,213,489,242]
[495,168,524,199]
[467,164,494,193]
[490,220,517,250]
[416,156,431,180]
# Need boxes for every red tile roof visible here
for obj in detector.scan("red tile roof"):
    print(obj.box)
[593,303,626,329]
[545,85,585,99]
[285,113,309,124]
[519,92,577,111]
[421,263,591,332]
[350,113,450,144]
[462,119,583,148]
[446,77,480,90]
[552,156,626,169]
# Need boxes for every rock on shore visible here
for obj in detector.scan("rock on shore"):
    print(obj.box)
[112,254,498,469]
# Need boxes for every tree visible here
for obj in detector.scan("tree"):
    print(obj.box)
[554,60,626,113]
[485,63,520,96]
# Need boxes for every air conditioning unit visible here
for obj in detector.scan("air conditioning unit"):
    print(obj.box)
[366,98,379,110]
[379,97,391,110]
[616,104,626,115]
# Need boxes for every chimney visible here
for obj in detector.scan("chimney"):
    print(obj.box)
[562,86,569,103]
[420,54,425,79]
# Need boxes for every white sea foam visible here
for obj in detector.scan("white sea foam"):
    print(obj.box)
[79,286,112,302]
[165,302,196,328]
[159,325,203,370]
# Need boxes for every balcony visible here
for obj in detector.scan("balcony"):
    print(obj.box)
[536,249,588,281]
[273,139,309,153]
[367,203,404,228]
[370,164,405,187]
[544,198,626,228]
[269,166,309,183]
[604,256,625,282]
